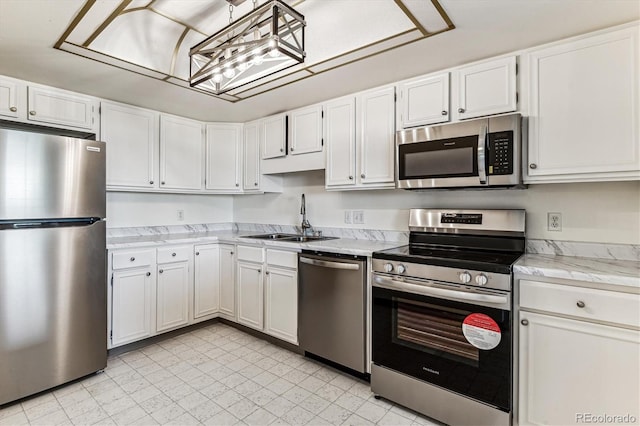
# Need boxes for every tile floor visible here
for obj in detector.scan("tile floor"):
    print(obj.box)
[0,323,440,426]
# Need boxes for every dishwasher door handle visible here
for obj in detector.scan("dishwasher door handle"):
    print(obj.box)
[300,256,361,270]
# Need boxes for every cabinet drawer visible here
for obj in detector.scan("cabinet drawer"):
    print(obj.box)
[520,279,640,328]
[157,246,190,264]
[266,249,298,268]
[237,245,264,263]
[112,249,155,270]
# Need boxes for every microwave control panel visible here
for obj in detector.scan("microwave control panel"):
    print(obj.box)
[488,131,513,175]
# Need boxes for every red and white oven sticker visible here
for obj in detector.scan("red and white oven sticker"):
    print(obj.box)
[462,313,501,350]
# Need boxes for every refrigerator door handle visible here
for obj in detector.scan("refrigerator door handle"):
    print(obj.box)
[0,218,102,230]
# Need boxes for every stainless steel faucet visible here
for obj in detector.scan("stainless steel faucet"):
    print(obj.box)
[300,193,313,236]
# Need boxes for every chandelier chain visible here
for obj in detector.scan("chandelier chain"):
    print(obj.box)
[229,4,233,24]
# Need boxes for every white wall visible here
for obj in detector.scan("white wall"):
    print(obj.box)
[233,171,640,244]
[106,192,233,228]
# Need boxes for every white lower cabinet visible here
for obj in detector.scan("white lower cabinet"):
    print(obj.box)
[193,244,220,322]
[155,246,191,332]
[236,260,264,330]
[517,277,640,425]
[219,244,236,320]
[264,265,298,344]
[110,249,156,348]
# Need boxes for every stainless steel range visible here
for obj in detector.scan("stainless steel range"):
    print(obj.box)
[371,209,525,426]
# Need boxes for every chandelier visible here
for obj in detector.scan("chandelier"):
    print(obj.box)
[189,0,306,95]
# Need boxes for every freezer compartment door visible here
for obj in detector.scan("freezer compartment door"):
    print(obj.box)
[0,128,105,220]
[0,220,107,405]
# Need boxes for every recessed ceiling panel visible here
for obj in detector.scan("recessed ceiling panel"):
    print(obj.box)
[402,0,453,34]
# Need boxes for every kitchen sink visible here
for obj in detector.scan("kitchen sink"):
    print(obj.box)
[242,233,337,242]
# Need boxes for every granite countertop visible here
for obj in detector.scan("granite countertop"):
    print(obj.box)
[514,254,640,289]
[107,231,405,257]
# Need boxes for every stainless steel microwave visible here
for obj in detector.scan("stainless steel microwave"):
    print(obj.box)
[396,113,524,190]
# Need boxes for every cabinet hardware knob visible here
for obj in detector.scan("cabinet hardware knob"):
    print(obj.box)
[195,252,200,256]
[161,181,165,185]
[258,269,261,273]
[458,108,465,113]
[529,163,537,169]
[230,251,234,255]
[254,182,258,186]
[171,253,176,257]
[149,180,154,184]
[130,257,135,261]
[146,272,151,276]
[280,148,284,152]
[576,301,586,308]
[159,269,164,274]
[348,176,353,180]
[441,110,447,116]
[361,173,365,178]
[521,319,529,326]
[290,147,294,152]
[265,271,270,275]
[9,107,17,112]
[29,110,36,116]
[235,183,239,187]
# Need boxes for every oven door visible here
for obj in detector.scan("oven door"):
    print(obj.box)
[372,273,511,412]
[396,118,488,189]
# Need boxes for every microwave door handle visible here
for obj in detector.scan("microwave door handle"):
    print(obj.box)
[478,125,488,185]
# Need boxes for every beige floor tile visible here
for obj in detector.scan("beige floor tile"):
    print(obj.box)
[0,411,29,426]
[226,399,258,420]
[354,402,388,423]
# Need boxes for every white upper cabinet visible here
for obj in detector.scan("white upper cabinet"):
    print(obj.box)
[243,120,261,191]
[358,86,396,187]
[0,76,24,120]
[398,73,450,128]
[262,113,287,159]
[101,101,159,189]
[454,56,517,120]
[525,25,639,182]
[289,104,323,155]
[205,123,243,192]
[160,114,203,191]
[325,96,356,188]
[27,85,98,130]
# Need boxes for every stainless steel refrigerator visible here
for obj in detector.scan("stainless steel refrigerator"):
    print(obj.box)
[0,128,107,405]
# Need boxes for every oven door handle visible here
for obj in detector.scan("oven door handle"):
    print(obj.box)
[373,275,509,306]
[478,125,487,185]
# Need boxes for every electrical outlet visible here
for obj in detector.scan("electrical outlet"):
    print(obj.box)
[353,210,365,224]
[344,211,353,224]
[547,212,562,231]
[177,210,184,221]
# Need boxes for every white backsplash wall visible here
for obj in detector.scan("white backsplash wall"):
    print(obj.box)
[107,192,233,228]
[233,171,640,245]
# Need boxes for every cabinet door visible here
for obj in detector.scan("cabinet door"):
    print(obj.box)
[358,86,396,186]
[156,261,190,332]
[325,97,356,188]
[243,121,261,190]
[264,266,298,344]
[399,73,449,128]
[0,76,22,119]
[456,56,517,120]
[289,105,323,155]
[236,260,263,330]
[219,244,236,320]
[205,123,242,191]
[193,244,220,321]
[262,113,287,159]
[101,101,158,189]
[518,312,640,425]
[160,114,203,190]
[27,85,96,130]
[111,267,155,347]
[527,27,639,179]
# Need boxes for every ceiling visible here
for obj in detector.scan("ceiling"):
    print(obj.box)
[0,0,638,122]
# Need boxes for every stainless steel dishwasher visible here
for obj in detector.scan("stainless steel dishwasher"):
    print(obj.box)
[298,250,367,374]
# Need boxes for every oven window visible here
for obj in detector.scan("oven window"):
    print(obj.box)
[403,147,473,178]
[393,298,479,366]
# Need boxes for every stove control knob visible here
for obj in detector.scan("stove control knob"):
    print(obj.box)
[475,273,488,286]
[384,263,394,273]
[397,264,406,274]
[459,271,472,284]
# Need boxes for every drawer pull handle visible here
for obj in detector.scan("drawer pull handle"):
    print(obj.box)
[10,107,17,112]
[130,257,135,262]
[521,319,529,326]
[172,253,176,257]
[146,272,151,277]
[159,269,164,274]
[576,301,586,308]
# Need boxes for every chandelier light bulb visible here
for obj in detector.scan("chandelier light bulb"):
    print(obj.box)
[252,54,264,65]
[268,48,280,58]
[223,67,236,79]
[212,73,223,83]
